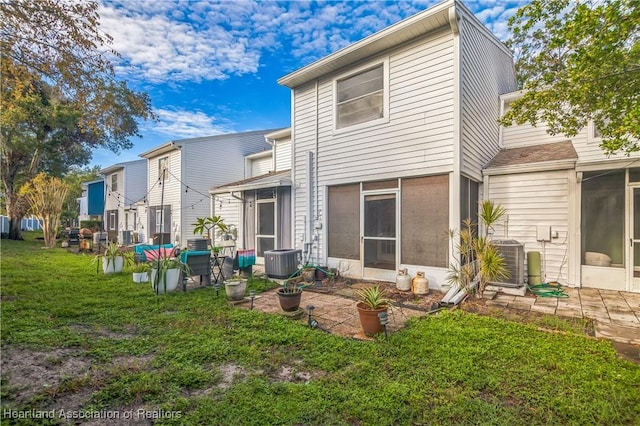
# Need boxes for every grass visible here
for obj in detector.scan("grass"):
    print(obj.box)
[1,232,639,425]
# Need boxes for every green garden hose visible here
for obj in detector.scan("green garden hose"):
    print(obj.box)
[528,282,569,298]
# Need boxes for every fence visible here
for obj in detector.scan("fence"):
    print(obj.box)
[0,215,42,233]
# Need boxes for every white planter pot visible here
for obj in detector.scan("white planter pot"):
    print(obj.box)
[224,280,247,300]
[132,272,149,283]
[151,268,181,294]
[103,256,124,274]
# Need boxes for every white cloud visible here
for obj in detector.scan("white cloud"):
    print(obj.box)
[147,108,233,139]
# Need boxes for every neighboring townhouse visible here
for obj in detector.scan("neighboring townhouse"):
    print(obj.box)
[78,179,105,223]
[483,91,640,293]
[138,129,282,248]
[210,128,293,262]
[99,159,147,244]
[278,0,517,286]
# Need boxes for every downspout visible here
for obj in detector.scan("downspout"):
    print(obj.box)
[315,79,320,265]
[449,5,462,264]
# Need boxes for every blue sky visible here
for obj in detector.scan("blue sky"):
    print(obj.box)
[90,0,528,168]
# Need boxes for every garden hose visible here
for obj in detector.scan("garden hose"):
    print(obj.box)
[527,282,569,298]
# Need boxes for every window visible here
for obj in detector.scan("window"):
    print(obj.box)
[111,174,118,192]
[328,184,360,259]
[401,175,449,267]
[336,63,386,129]
[581,171,624,266]
[158,157,169,181]
[107,210,118,231]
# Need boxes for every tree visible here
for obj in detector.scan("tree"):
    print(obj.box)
[20,173,69,248]
[61,166,102,228]
[499,0,640,155]
[0,0,155,240]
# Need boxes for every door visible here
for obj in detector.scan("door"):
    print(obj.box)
[630,187,640,292]
[362,192,397,280]
[256,199,276,259]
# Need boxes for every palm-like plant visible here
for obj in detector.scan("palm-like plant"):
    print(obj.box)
[192,216,228,242]
[447,201,509,297]
[356,286,392,310]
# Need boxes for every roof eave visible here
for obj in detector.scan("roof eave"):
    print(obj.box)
[138,142,179,159]
[484,159,577,176]
[277,0,454,88]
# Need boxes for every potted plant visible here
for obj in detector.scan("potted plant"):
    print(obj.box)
[224,275,247,301]
[192,216,228,247]
[356,286,392,336]
[131,262,150,283]
[277,278,304,312]
[151,257,191,294]
[94,242,132,274]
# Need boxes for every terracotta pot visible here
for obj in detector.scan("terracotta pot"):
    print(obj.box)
[356,302,388,336]
[277,288,302,312]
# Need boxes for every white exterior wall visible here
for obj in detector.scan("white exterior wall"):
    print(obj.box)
[459,18,516,180]
[213,195,242,247]
[123,160,147,208]
[104,169,122,212]
[251,155,273,177]
[147,149,182,245]
[177,132,272,247]
[486,169,572,285]
[292,30,457,267]
[274,139,292,172]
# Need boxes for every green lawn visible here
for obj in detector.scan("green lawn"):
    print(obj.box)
[1,233,639,425]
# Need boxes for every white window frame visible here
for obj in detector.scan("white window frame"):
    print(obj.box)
[158,156,170,181]
[111,173,118,192]
[587,121,602,144]
[333,58,390,134]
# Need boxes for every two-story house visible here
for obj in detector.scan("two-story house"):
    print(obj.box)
[210,128,292,262]
[483,91,640,293]
[98,160,147,244]
[78,179,105,223]
[138,129,282,248]
[278,0,517,286]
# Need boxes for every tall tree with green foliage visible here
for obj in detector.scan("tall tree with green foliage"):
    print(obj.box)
[499,0,640,155]
[0,0,155,240]
[20,173,69,248]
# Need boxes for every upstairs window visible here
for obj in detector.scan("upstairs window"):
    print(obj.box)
[158,156,169,181]
[111,174,118,192]
[336,63,386,130]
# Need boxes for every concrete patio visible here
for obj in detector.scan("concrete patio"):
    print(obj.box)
[241,283,640,347]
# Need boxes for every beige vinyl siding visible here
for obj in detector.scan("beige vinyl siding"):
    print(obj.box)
[459,18,517,180]
[104,170,123,212]
[486,170,570,284]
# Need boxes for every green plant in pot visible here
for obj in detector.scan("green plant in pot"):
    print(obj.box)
[356,286,392,336]
[192,216,228,247]
[224,274,247,301]
[277,278,305,312]
[131,262,150,283]
[93,242,132,274]
[151,257,191,294]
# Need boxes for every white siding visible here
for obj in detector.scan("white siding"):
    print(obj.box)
[177,131,272,247]
[486,170,571,284]
[104,170,122,212]
[213,194,242,246]
[123,160,147,208]
[251,155,273,177]
[274,139,292,171]
[292,30,458,265]
[460,18,517,180]
[501,117,640,165]
[147,150,182,245]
